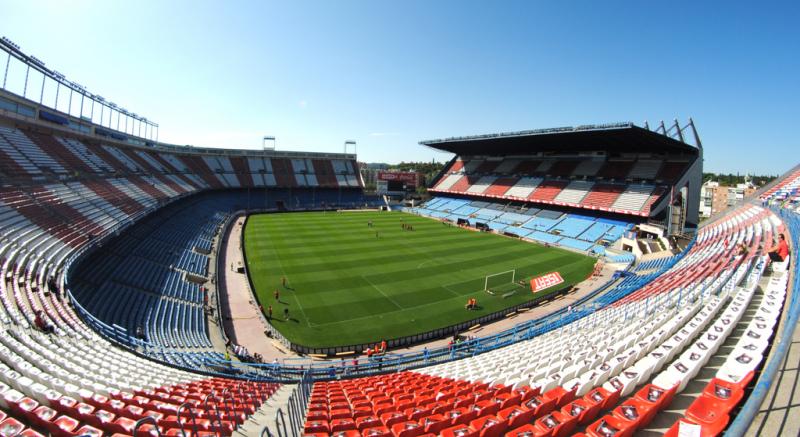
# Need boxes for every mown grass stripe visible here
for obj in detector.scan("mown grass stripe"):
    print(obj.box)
[244,211,595,347]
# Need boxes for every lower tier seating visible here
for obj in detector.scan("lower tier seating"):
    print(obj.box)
[409,197,633,255]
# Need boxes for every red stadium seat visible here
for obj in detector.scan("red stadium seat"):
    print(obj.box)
[493,391,521,409]
[522,395,556,417]
[0,417,25,437]
[583,387,620,411]
[74,425,104,437]
[469,415,507,437]
[440,424,478,437]
[471,399,501,417]
[497,405,536,430]
[533,410,577,437]
[362,425,392,437]
[330,418,357,432]
[633,383,677,415]
[513,386,538,403]
[330,430,361,437]
[611,399,654,430]
[505,423,537,436]
[306,410,328,422]
[390,420,424,437]
[560,398,601,426]
[542,386,576,409]
[586,414,635,437]
[381,411,408,428]
[420,413,449,434]
[685,394,738,427]
[356,415,383,431]
[432,400,457,415]
[700,378,746,412]
[48,415,81,437]
[445,407,477,426]
[303,420,330,434]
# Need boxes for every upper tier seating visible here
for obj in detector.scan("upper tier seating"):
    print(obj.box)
[505,177,543,199]
[429,155,688,217]
[611,185,654,213]
[628,160,663,180]
[0,128,362,190]
[465,176,497,194]
[529,180,568,202]
[554,180,594,204]
[760,165,800,202]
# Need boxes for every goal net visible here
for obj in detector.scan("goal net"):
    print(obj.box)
[484,269,516,293]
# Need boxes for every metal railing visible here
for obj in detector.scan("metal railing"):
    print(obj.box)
[262,371,313,437]
[725,207,799,436]
[132,416,162,436]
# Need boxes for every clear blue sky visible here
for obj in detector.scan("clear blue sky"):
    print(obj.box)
[1,1,797,174]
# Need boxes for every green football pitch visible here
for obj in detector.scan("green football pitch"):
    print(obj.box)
[243,211,596,348]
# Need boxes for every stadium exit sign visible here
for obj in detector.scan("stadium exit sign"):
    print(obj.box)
[530,272,564,293]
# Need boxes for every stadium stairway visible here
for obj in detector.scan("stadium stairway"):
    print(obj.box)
[234,384,297,436]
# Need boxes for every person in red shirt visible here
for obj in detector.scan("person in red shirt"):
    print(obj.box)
[768,234,790,262]
[34,311,54,334]
[381,340,387,353]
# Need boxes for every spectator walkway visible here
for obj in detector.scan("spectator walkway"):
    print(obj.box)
[745,297,800,436]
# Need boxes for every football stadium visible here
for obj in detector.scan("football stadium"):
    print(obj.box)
[0,4,798,437]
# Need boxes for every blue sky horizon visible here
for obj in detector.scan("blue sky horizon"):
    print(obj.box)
[1,1,797,174]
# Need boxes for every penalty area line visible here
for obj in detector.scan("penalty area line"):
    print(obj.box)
[361,275,404,310]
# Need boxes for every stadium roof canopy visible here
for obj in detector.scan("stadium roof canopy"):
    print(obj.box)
[420,122,699,155]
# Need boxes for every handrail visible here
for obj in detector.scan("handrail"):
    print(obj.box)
[275,408,289,437]
[725,207,798,436]
[203,393,225,437]
[219,387,236,431]
[132,416,162,436]
[175,402,201,437]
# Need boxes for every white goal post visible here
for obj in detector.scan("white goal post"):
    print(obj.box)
[484,269,516,291]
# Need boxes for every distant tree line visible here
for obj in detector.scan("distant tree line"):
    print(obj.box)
[702,172,777,187]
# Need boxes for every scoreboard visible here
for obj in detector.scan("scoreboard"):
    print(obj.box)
[376,171,422,195]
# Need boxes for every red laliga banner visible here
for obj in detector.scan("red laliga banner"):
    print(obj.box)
[530,272,564,293]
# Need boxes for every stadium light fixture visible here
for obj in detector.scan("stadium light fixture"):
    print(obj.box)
[1,37,20,51]
[263,136,276,151]
[29,55,45,67]
[344,140,356,155]
[52,70,65,80]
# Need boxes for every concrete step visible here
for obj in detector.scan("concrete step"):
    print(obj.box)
[236,384,297,437]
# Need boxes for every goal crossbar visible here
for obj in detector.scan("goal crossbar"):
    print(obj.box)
[484,269,516,291]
